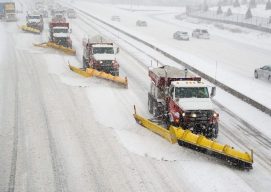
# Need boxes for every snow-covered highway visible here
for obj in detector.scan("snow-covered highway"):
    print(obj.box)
[0,0,271,192]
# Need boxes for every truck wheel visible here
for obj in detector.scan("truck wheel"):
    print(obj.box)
[153,102,159,117]
[148,97,153,114]
[113,71,119,76]
[212,123,219,139]
[254,71,258,79]
[83,57,88,68]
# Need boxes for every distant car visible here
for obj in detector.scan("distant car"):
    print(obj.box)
[192,29,210,39]
[111,16,120,22]
[67,9,76,19]
[173,31,189,40]
[254,65,271,81]
[136,20,147,27]
[39,9,48,18]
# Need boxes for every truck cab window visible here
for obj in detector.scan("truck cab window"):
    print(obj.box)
[93,47,114,54]
[175,87,209,98]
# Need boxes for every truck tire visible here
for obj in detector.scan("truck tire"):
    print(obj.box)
[112,71,119,76]
[211,123,219,139]
[83,57,88,68]
[148,97,153,114]
[254,71,258,79]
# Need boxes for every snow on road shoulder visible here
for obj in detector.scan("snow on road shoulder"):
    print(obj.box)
[0,24,7,63]
[215,87,271,139]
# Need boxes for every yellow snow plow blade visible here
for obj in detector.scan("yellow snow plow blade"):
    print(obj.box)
[33,42,76,55]
[133,106,253,169]
[20,25,41,34]
[69,65,92,77]
[69,65,128,87]
[133,106,177,144]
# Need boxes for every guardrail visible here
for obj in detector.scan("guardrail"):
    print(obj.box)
[74,7,271,116]
[186,11,271,33]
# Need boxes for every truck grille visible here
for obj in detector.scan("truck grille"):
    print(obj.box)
[101,60,113,66]
[186,110,212,122]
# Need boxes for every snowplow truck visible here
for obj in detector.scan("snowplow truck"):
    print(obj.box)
[67,8,76,18]
[49,21,72,48]
[148,65,219,139]
[26,14,44,32]
[82,38,120,76]
[3,2,16,21]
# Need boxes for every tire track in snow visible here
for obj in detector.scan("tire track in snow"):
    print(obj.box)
[7,33,19,192]
[22,53,69,192]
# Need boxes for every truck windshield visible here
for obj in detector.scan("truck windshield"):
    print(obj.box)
[53,28,68,33]
[28,16,40,19]
[175,87,209,98]
[93,47,114,54]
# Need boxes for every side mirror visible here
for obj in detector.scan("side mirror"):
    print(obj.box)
[69,29,72,33]
[165,87,169,96]
[116,47,120,54]
[211,87,216,98]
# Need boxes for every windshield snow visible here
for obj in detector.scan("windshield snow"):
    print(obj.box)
[28,15,41,19]
[93,47,114,54]
[53,28,68,33]
[175,87,209,98]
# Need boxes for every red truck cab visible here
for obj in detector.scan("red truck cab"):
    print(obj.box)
[148,65,219,139]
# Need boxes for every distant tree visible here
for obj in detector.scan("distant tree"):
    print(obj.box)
[266,0,271,10]
[256,0,265,4]
[249,0,257,8]
[226,8,233,16]
[221,0,229,6]
[241,0,248,4]
[217,6,223,14]
[202,0,209,12]
[233,0,241,7]
[245,8,253,19]
[186,6,192,15]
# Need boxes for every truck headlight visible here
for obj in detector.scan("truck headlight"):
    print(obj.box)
[213,113,218,117]
[191,113,197,118]
[182,112,186,117]
[100,61,103,64]
[174,112,180,118]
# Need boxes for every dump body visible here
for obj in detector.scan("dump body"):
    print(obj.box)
[148,66,219,139]
[49,21,72,48]
[4,2,15,13]
[3,2,16,21]
[82,38,120,76]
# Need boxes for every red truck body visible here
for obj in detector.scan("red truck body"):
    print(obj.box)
[82,38,120,76]
[49,21,72,48]
[148,66,219,139]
